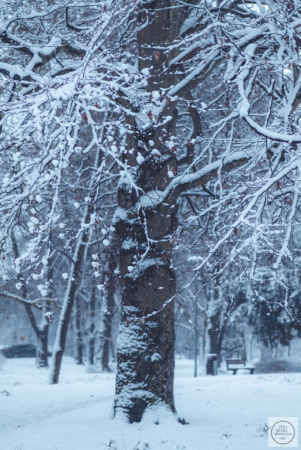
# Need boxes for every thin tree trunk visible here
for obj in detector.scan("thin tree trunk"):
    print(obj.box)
[216,322,226,367]
[87,283,96,367]
[37,325,49,367]
[101,241,117,372]
[74,293,84,365]
[194,296,198,378]
[49,234,87,384]
[49,130,103,383]
[209,313,220,355]
[36,255,53,368]
[36,303,50,368]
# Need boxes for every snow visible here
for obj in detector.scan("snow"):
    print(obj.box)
[245,115,301,142]
[30,217,39,225]
[151,149,161,158]
[136,152,145,165]
[1,357,301,450]
[121,238,136,250]
[3,176,10,186]
[42,257,48,266]
[37,285,47,297]
[151,352,162,362]
[283,68,293,79]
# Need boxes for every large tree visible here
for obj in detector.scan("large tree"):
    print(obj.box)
[2,0,301,423]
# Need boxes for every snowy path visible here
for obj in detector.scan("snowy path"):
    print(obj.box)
[1,358,301,450]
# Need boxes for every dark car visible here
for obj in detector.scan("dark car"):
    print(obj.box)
[1,344,37,358]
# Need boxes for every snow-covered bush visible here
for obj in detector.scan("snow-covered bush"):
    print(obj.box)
[255,358,301,374]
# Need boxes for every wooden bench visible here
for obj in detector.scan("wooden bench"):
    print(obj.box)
[226,358,255,375]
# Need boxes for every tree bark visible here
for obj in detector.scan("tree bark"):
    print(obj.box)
[74,293,84,365]
[114,253,176,422]
[36,308,50,368]
[101,239,117,372]
[113,1,182,422]
[49,234,87,384]
[208,312,222,364]
[101,242,117,372]
[87,283,96,367]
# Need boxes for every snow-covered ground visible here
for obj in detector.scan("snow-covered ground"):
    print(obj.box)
[1,357,300,450]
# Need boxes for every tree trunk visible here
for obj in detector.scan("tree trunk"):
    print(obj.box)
[113,0,181,422]
[114,251,176,422]
[49,138,103,383]
[208,313,220,356]
[74,293,84,365]
[23,301,50,368]
[101,241,117,372]
[206,312,221,375]
[216,322,226,367]
[87,283,96,367]
[49,235,87,384]
[101,316,112,372]
[36,309,49,368]
[36,330,49,367]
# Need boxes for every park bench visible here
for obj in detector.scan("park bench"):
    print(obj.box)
[226,358,255,375]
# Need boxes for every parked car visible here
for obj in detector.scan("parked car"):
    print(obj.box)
[1,344,37,358]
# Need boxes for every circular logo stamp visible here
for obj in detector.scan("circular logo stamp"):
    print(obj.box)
[271,420,295,445]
